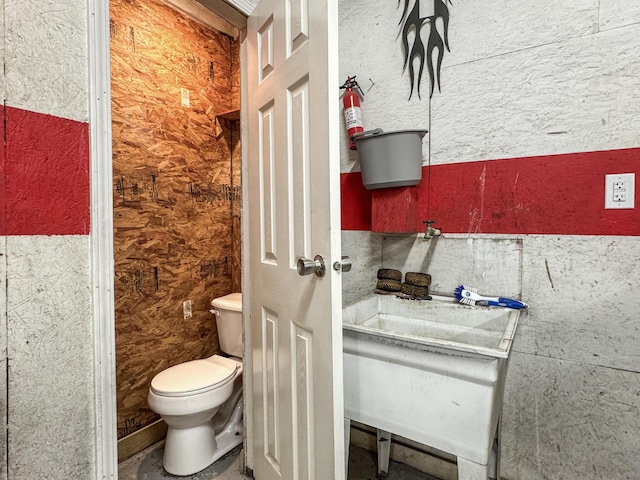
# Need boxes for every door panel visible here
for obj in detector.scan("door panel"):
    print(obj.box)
[246,0,343,478]
[259,102,277,264]
[288,77,311,264]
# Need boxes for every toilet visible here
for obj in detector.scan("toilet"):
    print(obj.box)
[147,292,244,476]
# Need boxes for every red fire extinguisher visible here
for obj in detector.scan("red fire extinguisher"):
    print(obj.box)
[340,76,364,150]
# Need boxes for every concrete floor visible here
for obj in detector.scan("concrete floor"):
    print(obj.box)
[119,442,441,480]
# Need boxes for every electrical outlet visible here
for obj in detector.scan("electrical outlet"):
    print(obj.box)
[605,173,635,209]
[183,300,192,319]
[613,189,626,203]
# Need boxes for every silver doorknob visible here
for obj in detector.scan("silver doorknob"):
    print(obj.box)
[297,255,326,277]
[333,256,352,272]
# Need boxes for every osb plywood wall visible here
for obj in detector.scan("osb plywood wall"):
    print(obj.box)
[110,0,241,439]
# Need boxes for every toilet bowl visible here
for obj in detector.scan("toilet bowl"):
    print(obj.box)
[147,293,244,476]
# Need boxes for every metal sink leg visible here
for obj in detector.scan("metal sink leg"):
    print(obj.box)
[376,429,391,476]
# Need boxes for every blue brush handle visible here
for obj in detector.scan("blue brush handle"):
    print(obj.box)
[487,298,528,309]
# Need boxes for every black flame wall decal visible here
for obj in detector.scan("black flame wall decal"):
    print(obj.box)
[399,0,451,100]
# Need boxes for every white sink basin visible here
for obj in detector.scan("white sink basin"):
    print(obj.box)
[342,294,519,358]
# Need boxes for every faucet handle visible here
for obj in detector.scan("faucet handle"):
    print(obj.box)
[422,219,441,239]
[423,219,436,226]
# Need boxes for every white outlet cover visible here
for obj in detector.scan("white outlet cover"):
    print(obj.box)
[183,300,193,319]
[605,173,635,209]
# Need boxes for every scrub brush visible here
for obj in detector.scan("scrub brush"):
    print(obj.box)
[454,285,528,309]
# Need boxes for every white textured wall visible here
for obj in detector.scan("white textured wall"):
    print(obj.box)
[0,0,4,104]
[433,21,640,164]
[340,1,640,478]
[6,237,95,479]
[0,1,7,479]
[0,238,6,480]
[3,0,95,479]
[4,0,89,121]
[338,0,431,172]
[502,237,640,479]
[341,231,382,305]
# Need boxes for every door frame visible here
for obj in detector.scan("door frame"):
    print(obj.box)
[88,0,118,477]
[88,1,258,478]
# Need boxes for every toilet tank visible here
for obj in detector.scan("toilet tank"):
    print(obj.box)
[210,293,243,358]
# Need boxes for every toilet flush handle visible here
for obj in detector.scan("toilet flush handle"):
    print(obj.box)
[209,308,221,316]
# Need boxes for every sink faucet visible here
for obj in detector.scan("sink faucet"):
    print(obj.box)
[423,220,441,239]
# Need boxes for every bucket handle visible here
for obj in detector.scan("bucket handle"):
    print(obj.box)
[351,128,383,143]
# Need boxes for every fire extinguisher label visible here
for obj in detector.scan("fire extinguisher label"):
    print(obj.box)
[344,106,362,129]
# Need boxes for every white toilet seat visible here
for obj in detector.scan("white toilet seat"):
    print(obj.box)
[150,355,239,397]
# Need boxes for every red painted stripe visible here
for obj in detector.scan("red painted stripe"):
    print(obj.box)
[0,107,6,235]
[341,148,640,235]
[341,172,372,230]
[2,107,90,236]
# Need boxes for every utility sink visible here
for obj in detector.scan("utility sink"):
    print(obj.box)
[342,293,519,358]
[342,294,523,480]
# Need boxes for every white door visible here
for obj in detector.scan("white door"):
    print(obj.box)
[244,0,344,479]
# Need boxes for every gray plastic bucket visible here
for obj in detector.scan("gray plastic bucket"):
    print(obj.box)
[352,128,428,190]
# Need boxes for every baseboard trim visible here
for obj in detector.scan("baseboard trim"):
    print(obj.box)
[117,420,167,463]
[349,422,457,480]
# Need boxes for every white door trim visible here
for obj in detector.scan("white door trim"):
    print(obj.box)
[88,0,119,478]
[221,0,257,16]
[88,1,257,477]
[239,37,255,473]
